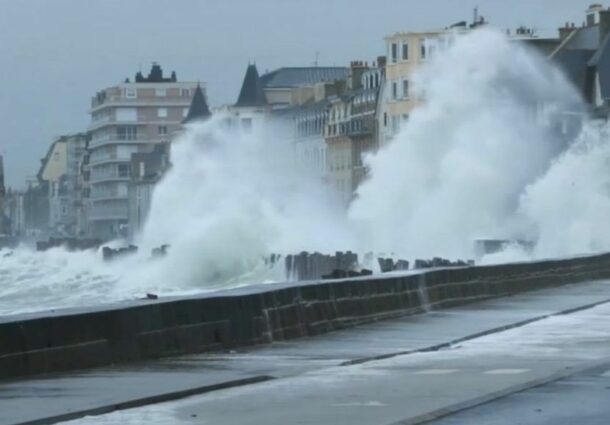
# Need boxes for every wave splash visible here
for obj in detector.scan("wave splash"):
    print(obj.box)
[2,29,609,315]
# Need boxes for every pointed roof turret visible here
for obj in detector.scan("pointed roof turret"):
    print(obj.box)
[235,64,267,107]
[183,83,211,124]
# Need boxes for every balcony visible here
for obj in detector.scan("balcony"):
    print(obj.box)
[90,92,197,112]
[88,203,129,221]
[88,152,136,166]
[89,135,151,149]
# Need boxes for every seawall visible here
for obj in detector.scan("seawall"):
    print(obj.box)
[2,252,610,380]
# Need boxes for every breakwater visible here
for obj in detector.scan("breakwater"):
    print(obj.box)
[2,252,610,380]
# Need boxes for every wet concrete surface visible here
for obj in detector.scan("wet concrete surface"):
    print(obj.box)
[427,364,610,425]
[2,280,610,425]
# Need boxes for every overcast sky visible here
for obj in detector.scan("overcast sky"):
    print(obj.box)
[0,0,596,187]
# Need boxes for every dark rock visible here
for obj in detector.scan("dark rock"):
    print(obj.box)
[395,259,410,270]
[151,244,170,259]
[103,245,138,262]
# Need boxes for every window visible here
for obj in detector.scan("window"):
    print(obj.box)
[181,88,191,97]
[155,88,166,97]
[158,125,168,135]
[383,112,388,127]
[124,88,136,98]
[183,108,188,118]
[116,107,137,122]
[402,80,409,99]
[117,163,130,178]
[392,82,398,100]
[402,42,409,61]
[391,43,398,63]
[117,126,137,140]
[420,39,427,60]
[158,108,168,118]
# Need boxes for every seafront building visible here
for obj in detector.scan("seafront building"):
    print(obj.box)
[324,60,385,205]
[127,84,212,239]
[0,156,5,235]
[87,63,199,240]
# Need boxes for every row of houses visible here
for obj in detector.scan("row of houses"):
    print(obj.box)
[3,4,610,243]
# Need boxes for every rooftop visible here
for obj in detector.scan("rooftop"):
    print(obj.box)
[260,67,350,89]
[235,64,268,107]
[132,63,177,83]
[183,84,211,124]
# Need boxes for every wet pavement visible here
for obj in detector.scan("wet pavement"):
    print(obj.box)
[427,363,610,425]
[2,279,610,425]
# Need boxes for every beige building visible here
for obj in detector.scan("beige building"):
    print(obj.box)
[380,31,445,145]
[380,12,489,145]
[325,61,384,205]
[87,63,200,240]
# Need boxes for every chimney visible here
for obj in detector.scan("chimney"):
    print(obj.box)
[558,22,577,40]
[587,3,604,26]
[600,9,610,46]
[348,60,368,90]
[377,55,387,68]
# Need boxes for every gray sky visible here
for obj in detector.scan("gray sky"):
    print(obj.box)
[0,0,596,188]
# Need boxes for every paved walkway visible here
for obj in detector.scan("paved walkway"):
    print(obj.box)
[3,280,610,425]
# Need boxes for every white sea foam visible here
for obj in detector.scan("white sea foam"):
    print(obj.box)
[3,28,609,315]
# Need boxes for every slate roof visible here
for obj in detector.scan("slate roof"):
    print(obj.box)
[182,84,211,123]
[555,48,596,91]
[566,25,600,50]
[235,64,268,107]
[589,31,610,99]
[260,67,349,88]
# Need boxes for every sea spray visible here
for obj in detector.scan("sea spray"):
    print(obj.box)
[1,28,605,316]
[520,119,610,258]
[134,116,353,289]
[349,29,583,260]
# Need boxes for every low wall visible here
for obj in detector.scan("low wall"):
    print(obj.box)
[2,252,610,380]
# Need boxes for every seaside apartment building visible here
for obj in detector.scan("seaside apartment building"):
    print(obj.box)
[87,64,199,240]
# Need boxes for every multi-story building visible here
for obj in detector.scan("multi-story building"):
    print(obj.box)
[220,63,350,134]
[47,133,88,237]
[4,190,25,238]
[87,63,199,240]
[379,31,445,146]
[127,144,170,240]
[325,61,384,205]
[379,12,490,146]
[549,4,610,116]
[275,80,346,178]
[260,66,350,110]
[0,155,5,235]
[127,83,212,239]
[38,138,68,236]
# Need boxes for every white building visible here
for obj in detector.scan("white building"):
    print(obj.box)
[87,63,199,240]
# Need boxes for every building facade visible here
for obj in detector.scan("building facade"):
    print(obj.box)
[50,133,88,236]
[325,61,384,205]
[127,144,170,240]
[380,31,445,146]
[0,156,5,235]
[87,63,199,240]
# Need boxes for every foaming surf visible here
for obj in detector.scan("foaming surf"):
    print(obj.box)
[3,28,610,315]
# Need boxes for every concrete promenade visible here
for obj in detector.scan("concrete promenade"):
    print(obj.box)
[5,251,610,381]
[2,279,610,424]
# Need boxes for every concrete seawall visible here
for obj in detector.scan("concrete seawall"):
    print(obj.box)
[3,253,610,380]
